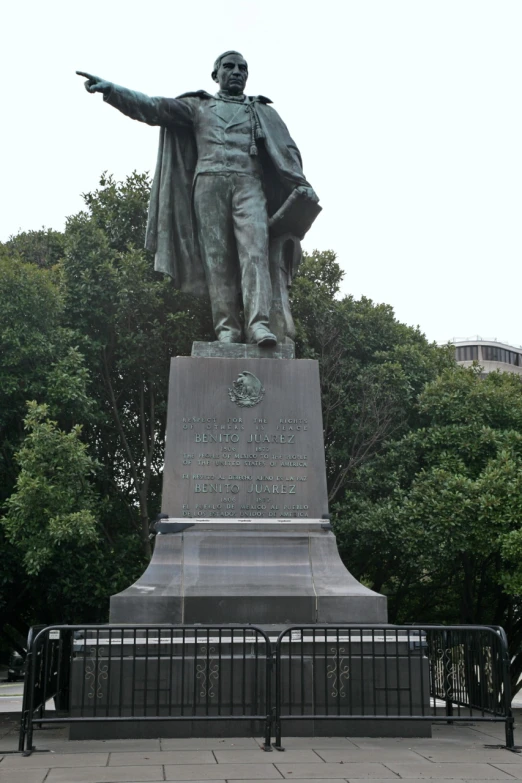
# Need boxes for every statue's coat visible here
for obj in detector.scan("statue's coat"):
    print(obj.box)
[104,86,311,297]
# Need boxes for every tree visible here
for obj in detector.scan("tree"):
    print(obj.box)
[60,172,213,555]
[0,172,213,627]
[3,403,141,622]
[334,365,522,693]
[2,228,65,269]
[291,250,454,503]
[0,250,99,634]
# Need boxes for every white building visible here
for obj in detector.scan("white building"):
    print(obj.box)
[451,338,522,376]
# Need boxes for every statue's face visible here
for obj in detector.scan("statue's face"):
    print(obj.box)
[214,53,248,95]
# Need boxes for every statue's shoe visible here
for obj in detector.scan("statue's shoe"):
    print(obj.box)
[251,329,277,347]
[217,334,242,344]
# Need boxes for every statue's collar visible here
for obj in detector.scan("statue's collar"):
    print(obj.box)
[216,91,247,103]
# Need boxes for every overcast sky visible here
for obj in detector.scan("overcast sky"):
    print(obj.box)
[2,0,521,346]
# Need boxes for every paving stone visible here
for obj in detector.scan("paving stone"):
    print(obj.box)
[384,761,516,778]
[0,739,18,751]
[1,751,109,767]
[0,769,49,783]
[45,767,164,782]
[164,764,282,780]
[348,737,480,750]
[161,737,260,750]
[314,748,429,762]
[214,749,322,763]
[489,765,522,779]
[273,738,357,749]
[275,763,396,779]
[109,751,215,765]
[470,727,514,741]
[43,740,162,753]
[412,748,522,763]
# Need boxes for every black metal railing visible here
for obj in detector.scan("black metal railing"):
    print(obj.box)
[19,624,272,753]
[19,623,516,754]
[274,625,515,749]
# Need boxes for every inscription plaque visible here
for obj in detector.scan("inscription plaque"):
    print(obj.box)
[162,357,329,519]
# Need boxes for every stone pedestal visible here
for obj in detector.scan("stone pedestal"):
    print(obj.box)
[110,354,387,625]
[110,522,386,625]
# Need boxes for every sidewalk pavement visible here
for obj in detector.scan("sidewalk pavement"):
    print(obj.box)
[0,712,521,783]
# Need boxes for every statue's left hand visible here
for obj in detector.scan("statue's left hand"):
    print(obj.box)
[296,186,319,203]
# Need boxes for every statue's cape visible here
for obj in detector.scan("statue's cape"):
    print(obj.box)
[145,91,314,296]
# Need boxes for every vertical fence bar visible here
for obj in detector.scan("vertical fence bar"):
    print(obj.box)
[477,630,486,718]
[395,629,400,716]
[383,627,389,716]
[288,630,293,717]
[105,628,112,716]
[407,629,413,717]
[418,627,426,717]
[55,633,63,712]
[300,628,305,715]
[323,629,328,717]
[143,628,149,717]
[371,628,376,716]
[193,629,199,716]
[498,628,516,750]
[131,627,136,717]
[24,631,41,753]
[118,628,124,717]
[359,628,364,717]
[348,628,353,717]
[218,628,223,717]
[181,627,186,716]
[312,627,317,719]
[40,632,50,724]
[263,628,271,750]
[155,628,161,718]
[335,628,341,716]
[242,628,246,717]
[229,628,234,716]
[252,630,257,720]
[206,629,211,716]
[168,628,174,717]
[274,630,283,748]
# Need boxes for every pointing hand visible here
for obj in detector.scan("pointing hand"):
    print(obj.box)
[76,71,112,95]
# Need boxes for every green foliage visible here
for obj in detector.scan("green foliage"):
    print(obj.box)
[61,172,213,552]
[4,403,99,575]
[292,250,454,503]
[334,366,522,692]
[1,228,65,268]
[0,172,212,627]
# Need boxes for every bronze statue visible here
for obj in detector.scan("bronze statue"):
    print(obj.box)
[77,51,321,346]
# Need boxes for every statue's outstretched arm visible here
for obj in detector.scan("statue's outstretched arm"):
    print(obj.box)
[76,71,194,128]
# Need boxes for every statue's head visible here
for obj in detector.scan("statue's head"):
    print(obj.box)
[212,51,248,96]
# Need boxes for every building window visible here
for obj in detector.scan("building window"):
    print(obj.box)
[455,345,478,362]
[482,346,520,365]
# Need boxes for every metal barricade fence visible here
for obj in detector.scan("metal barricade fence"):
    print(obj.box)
[19,625,272,753]
[19,623,516,753]
[273,625,515,749]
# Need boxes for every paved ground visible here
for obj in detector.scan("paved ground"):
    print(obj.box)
[0,713,521,783]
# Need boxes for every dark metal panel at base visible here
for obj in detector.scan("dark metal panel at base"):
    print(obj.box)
[69,717,431,739]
